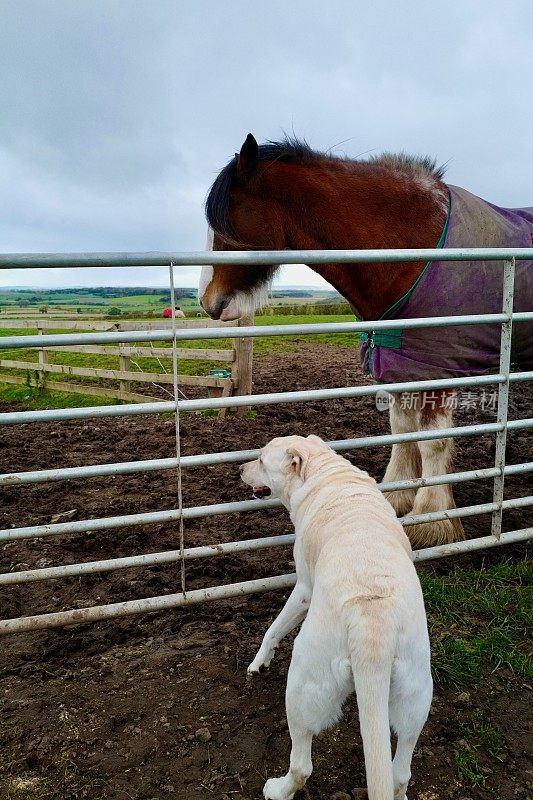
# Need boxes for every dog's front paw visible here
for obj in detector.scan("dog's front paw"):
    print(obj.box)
[247,648,274,676]
[263,776,293,800]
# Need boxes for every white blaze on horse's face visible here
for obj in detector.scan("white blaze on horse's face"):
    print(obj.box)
[198,228,214,308]
[198,226,270,321]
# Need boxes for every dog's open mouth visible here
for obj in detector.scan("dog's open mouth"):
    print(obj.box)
[252,485,272,500]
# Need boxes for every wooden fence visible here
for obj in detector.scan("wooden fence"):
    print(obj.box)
[0,316,253,415]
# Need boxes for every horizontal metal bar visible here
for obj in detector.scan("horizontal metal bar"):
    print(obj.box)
[400,494,533,526]
[2,312,533,351]
[2,474,532,544]
[0,498,279,542]
[4,372,531,426]
[0,535,297,585]
[411,527,532,562]
[3,464,532,586]
[0,528,530,635]
[0,573,299,635]
[2,420,532,486]
[0,247,532,270]
[382,460,533,493]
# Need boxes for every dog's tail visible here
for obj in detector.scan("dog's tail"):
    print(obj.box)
[349,611,395,800]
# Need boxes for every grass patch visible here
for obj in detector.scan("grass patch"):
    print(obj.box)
[459,715,506,760]
[453,711,507,787]
[420,557,532,686]
[453,744,487,787]
[0,383,120,410]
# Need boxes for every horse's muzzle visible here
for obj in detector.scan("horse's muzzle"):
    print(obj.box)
[200,295,230,320]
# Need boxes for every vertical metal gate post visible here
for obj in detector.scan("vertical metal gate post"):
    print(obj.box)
[491,258,516,538]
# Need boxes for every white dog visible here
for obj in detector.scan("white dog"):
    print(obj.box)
[240,435,432,800]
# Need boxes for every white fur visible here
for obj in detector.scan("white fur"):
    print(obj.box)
[382,397,421,517]
[219,281,271,321]
[198,228,215,305]
[383,394,464,548]
[198,225,272,319]
[241,435,432,800]
[198,265,213,303]
[412,173,448,213]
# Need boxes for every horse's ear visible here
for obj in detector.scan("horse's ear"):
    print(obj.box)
[238,133,259,176]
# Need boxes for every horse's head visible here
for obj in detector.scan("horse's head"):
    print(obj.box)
[199,134,286,320]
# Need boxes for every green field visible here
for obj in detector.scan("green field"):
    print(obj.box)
[0,286,345,317]
[0,282,353,413]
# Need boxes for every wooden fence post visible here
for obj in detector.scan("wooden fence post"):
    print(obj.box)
[233,314,253,415]
[119,345,131,395]
[37,324,48,388]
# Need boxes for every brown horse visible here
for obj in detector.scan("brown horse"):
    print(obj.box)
[199,134,533,548]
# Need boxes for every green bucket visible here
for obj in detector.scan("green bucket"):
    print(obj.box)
[209,368,231,379]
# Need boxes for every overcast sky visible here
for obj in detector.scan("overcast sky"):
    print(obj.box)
[1,0,531,289]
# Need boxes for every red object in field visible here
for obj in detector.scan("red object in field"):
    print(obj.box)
[162,307,173,318]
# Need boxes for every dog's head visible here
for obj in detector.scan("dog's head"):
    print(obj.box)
[239,434,328,502]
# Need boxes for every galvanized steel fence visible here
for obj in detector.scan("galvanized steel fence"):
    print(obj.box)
[0,248,532,635]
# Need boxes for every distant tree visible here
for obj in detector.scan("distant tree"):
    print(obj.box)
[108,307,121,316]
[39,306,48,314]
[19,299,30,307]
[76,307,82,314]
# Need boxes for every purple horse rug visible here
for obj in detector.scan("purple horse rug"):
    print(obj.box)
[360,184,533,383]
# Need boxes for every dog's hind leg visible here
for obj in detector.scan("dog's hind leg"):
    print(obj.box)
[263,618,351,800]
[389,654,432,800]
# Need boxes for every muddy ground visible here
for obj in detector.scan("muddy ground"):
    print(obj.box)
[0,343,531,800]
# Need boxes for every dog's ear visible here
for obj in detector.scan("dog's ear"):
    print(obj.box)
[307,434,325,446]
[286,445,309,480]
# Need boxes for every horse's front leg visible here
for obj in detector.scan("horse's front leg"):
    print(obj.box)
[382,396,421,517]
[407,392,465,548]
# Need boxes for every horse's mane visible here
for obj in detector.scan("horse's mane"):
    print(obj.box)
[369,152,447,182]
[205,136,446,240]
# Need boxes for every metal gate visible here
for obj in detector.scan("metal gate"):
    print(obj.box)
[0,247,531,635]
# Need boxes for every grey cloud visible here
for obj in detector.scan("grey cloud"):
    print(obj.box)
[0,0,531,287]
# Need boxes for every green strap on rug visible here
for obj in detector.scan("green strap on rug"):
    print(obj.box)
[360,192,451,351]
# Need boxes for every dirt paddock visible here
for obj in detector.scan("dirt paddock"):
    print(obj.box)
[1,343,531,800]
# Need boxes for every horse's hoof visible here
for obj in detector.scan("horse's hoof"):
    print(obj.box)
[406,515,465,549]
[383,489,416,518]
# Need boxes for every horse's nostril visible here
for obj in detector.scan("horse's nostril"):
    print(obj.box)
[207,296,228,320]
[217,297,230,317]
